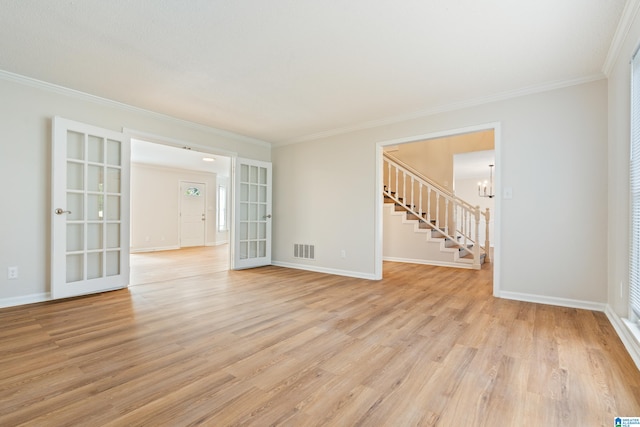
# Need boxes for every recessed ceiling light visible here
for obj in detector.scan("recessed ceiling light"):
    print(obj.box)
[202,157,215,162]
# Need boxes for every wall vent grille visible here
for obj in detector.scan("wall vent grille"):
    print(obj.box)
[294,244,315,260]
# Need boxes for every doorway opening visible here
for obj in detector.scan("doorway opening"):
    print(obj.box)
[376,123,500,295]
[128,137,232,285]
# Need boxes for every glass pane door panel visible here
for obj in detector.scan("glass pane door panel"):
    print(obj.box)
[87,224,103,250]
[258,241,266,257]
[240,242,248,259]
[88,195,104,220]
[250,166,258,183]
[106,251,120,276]
[67,162,84,190]
[106,224,120,248]
[87,252,103,279]
[240,222,248,240]
[240,203,248,221]
[249,204,258,221]
[67,224,84,252]
[67,193,83,220]
[67,131,84,160]
[88,135,104,163]
[107,140,121,166]
[66,254,83,283]
[106,196,120,220]
[249,241,257,258]
[88,165,104,192]
[249,222,257,239]
[259,167,267,184]
[107,168,121,193]
[241,164,249,182]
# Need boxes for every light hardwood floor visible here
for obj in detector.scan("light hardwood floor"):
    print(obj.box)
[1,247,639,426]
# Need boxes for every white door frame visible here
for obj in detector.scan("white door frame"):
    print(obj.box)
[123,128,236,263]
[374,122,502,296]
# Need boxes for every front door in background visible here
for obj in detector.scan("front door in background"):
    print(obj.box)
[180,181,206,247]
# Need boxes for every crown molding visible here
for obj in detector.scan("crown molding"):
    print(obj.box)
[276,74,606,147]
[603,0,640,76]
[0,69,272,149]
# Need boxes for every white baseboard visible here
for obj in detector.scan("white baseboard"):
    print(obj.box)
[0,292,50,309]
[605,305,640,371]
[498,290,607,311]
[271,261,378,280]
[383,256,474,270]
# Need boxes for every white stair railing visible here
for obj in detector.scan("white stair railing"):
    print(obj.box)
[383,152,490,269]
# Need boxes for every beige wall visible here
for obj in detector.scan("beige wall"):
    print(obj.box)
[387,130,494,191]
[0,75,268,306]
[272,79,608,304]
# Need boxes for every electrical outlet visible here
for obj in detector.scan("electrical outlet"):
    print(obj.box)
[341,249,346,259]
[7,266,18,280]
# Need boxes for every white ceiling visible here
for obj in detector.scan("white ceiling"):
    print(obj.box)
[0,0,627,145]
[131,139,231,177]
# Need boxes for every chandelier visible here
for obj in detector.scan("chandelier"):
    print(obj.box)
[478,164,495,198]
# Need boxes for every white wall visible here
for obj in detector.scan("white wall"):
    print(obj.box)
[130,163,227,252]
[272,79,608,304]
[0,75,269,306]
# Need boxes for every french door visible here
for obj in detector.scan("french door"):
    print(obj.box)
[232,157,272,269]
[51,117,130,299]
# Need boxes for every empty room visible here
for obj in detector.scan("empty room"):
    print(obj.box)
[1,1,640,425]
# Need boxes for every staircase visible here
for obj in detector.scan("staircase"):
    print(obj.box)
[383,152,490,270]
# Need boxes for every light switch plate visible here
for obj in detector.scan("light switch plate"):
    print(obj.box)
[503,187,513,199]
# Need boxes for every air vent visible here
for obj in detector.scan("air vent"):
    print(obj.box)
[294,244,315,260]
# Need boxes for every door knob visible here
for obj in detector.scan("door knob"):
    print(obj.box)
[55,208,71,215]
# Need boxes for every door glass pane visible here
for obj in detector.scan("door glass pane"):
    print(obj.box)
[87,252,103,279]
[240,203,248,221]
[240,242,248,259]
[67,162,84,191]
[106,251,120,276]
[87,224,103,250]
[88,165,104,192]
[258,204,266,219]
[249,204,258,221]
[88,135,104,163]
[259,167,267,184]
[106,195,120,220]
[249,222,257,239]
[107,168,121,193]
[259,222,266,239]
[67,131,84,160]
[88,194,104,220]
[106,224,120,248]
[240,183,249,202]
[67,193,83,221]
[249,241,257,258]
[240,222,248,240]
[66,254,83,283]
[241,164,249,182]
[259,185,266,203]
[250,166,258,183]
[107,139,121,166]
[250,185,258,202]
[258,240,266,257]
[67,224,84,252]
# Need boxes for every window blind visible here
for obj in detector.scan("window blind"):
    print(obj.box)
[630,50,640,320]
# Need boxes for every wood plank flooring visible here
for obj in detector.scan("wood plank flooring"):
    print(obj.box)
[1,248,639,426]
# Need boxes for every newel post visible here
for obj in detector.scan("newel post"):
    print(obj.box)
[484,207,491,263]
[473,206,481,270]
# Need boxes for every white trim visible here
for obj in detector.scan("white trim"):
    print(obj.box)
[272,261,378,280]
[0,70,271,148]
[602,0,640,76]
[0,293,51,309]
[278,75,603,146]
[124,128,238,158]
[207,240,229,246]
[499,291,607,312]
[605,305,640,371]
[383,257,475,270]
[374,122,502,294]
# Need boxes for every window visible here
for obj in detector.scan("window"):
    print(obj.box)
[218,185,227,231]
[630,50,640,323]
